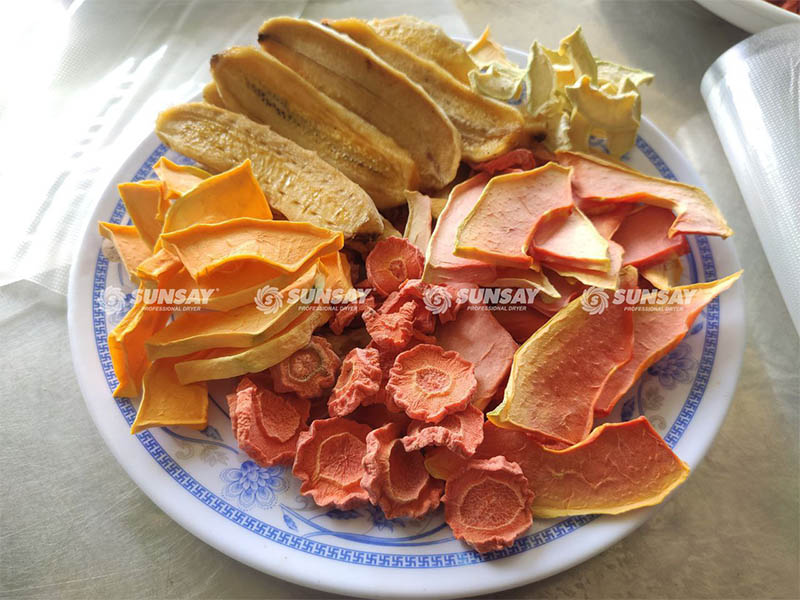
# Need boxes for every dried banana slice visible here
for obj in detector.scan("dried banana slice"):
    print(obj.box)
[325,18,526,163]
[211,46,417,209]
[257,17,459,191]
[155,102,383,237]
[202,82,225,107]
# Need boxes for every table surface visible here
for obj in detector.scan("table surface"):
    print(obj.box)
[1,1,798,598]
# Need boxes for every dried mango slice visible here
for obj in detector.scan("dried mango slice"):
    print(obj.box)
[135,249,183,289]
[362,422,444,519]
[328,347,382,417]
[403,404,485,457]
[455,163,574,269]
[366,237,424,297]
[443,456,534,553]
[640,257,683,290]
[612,205,689,267]
[130,358,208,433]
[403,191,433,253]
[292,417,372,509]
[270,335,342,399]
[363,302,416,353]
[387,344,477,423]
[470,149,536,175]
[533,206,610,270]
[98,222,152,280]
[559,151,733,238]
[488,295,633,446]
[491,306,550,343]
[594,272,742,416]
[118,181,163,248]
[437,306,518,410]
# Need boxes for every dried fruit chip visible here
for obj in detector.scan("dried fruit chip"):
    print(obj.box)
[491,306,550,343]
[117,180,164,249]
[98,223,152,280]
[362,423,444,519]
[639,257,683,290]
[363,302,416,352]
[612,205,689,267]
[469,149,536,175]
[328,347,382,417]
[533,206,610,270]
[271,335,342,399]
[403,191,433,252]
[366,236,424,296]
[443,456,534,553]
[293,417,372,509]
[387,344,477,423]
[530,267,586,316]
[402,404,485,457]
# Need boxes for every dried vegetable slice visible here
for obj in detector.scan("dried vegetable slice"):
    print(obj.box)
[293,417,372,509]
[363,302,417,353]
[424,447,468,480]
[270,335,342,399]
[349,403,411,430]
[443,456,534,553]
[328,347,382,417]
[365,237,424,297]
[455,163,574,269]
[238,377,311,443]
[329,293,375,335]
[469,148,536,175]
[362,422,444,519]
[153,156,210,198]
[402,404,485,457]
[403,191,433,253]
[488,295,633,446]
[318,251,354,297]
[612,205,689,267]
[487,266,559,298]
[387,344,477,423]
[531,268,586,316]
[98,222,152,280]
[533,206,610,270]
[594,272,742,415]
[587,203,634,238]
[377,287,436,334]
[490,306,550,343]
[135,249,183,288]
[118,181,164,248]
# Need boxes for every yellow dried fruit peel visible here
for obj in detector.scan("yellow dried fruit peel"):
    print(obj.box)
[558,26,597,85]
[98,222,152,280]
[640,257,684,290]
[117,181,163,248]
[130,357,208,434]
[466,26,515,68]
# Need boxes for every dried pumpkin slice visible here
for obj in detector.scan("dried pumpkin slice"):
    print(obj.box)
[318,251,354,297]
[612,205,689,267]
[454,163,574,269]
[118,181,163,248]
[488,294,633,446]
[403,191,433,252]
[257,17,459,190]
[424,446,468,481]
[533,206,610,270]
[155,102,383,237]
[325,18,525,163]
[558,151,733,238]
[130,357,208,433]
[362,422,444,519]
[594,272,742,416]
[174,309,331,385]
[366,237,424,297]
[270,335,341,399]
[328,347,382,417]
[211,46,417,209]
[387,344,477,423]
[135,248,183,289]
[98,222,152,280]
[443,456,534,553]
[368,16,476,84]
[152,157,210,219]
[293,417,372,509]
[403,404,485,457]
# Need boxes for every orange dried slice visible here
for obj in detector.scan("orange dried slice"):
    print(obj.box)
[587,203,634,239]
[292,417,372,509]
[488,295,633,446]
[543,239,624,289]
[366,237,424,297]
[270,335,342,399]
[454,163,574,269]
[363,302,417,353]
[318,251,354,297]
[533,206,610,270]
[362,422,444,519]
[402,404,485,457]
[491,306,550,343]
[329,294,375,335]
[469,148,536,175]
[558,151,733,238]
[349,403,411,430]
[328,347,382,417]
[424,446,468,481]
[98,222,152,280]
[118,181,164,248]
[612,205,689,267]
[153,156,209,197]
[640,257,683,290]
[403,191,433,252]
[387,344,477,423]
[135,249,183,289]
[530,267,586,316]
[443,456,534,553]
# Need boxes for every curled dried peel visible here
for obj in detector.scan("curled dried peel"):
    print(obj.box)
[293,417,372,509]
[328,347,382,417]
[362,422,443,519]
[402,404,485,457]
[270,335,341,399]
[366,237,424,297]
[387,344,477,423]
[443,456,534,553]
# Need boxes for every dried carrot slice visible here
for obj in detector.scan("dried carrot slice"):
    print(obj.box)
[363,302,416,352]
[378,288,437,334]
[349,403,411,430]
[402,405,484,457]
[292,417,372,509]
[362,423,444,519]
[328,347,382,417]
[387,344,477,423]
[443,456,534,553]
[270,335,341,399]
[329,293,375,335]
[365,236,424,296]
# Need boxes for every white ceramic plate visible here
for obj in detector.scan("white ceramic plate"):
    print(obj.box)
[695,0,799,33]
[67,43,745,599]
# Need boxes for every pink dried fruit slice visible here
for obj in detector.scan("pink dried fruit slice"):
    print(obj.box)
[363,302,416,352]
[329,293,376,335]
[293,417,372,509]
[491,306,550,343]
[443,456,534,554]
[402,404,485,457]
[270,335,342,399]
[387,344,477,423]
[366,236,424,296]
[469,148,536,174]
[612,205,690,268]
[362,422,444,519]
[328,347,382,417]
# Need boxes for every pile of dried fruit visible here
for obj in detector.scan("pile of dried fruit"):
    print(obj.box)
[100,16,742,554]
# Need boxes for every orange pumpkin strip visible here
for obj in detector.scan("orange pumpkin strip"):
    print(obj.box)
[118,181,164,248]
[98,222,152,280]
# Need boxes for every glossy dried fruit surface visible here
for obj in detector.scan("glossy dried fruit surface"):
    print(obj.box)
[328,347,382,417]
[271,335,341,399]
[402,404,485,457]
[366,237,424,297]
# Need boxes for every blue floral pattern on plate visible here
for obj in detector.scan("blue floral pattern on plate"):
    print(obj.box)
[221,461,288,510]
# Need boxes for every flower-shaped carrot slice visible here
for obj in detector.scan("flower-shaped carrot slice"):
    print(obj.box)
[363,302,416,352]
[270,335,341,399]
[328,347,382,417]
[365,236,424,296]
[402,404,485,457]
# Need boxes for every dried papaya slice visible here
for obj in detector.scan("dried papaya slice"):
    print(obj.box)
[533,206,610,270]
[118,181,163,248]
[363,302,417,353]
[543,239,624,290]
[469,149,536,175]
[98,222,152,280]
[270,335,341,400]
[362,422,444,519]
[292,417,372,509]
[443,456,534,553]
[587,203,634,238]
[454,163,574,269]
[558,151,733,238]
[328,347,382,417]
[403,191,433,253]
[531,268,586,316]
[491,306,550,343]
[612,205,689,267]
[402,404,485,457]
[387,344,477,423]
[365,237,424,297]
